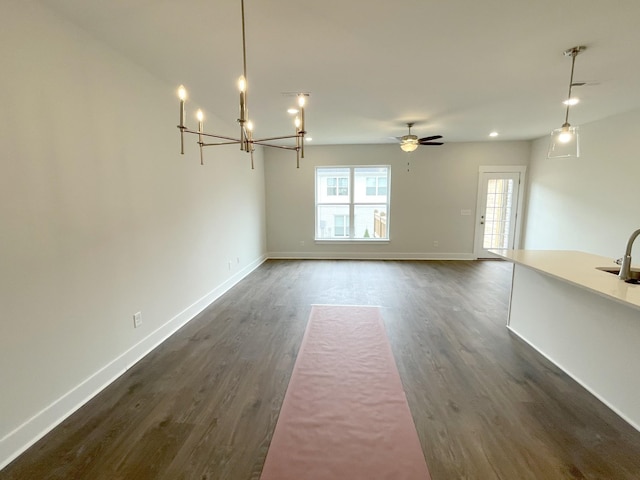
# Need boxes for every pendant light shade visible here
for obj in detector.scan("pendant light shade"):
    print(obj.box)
[548,125,579,158]
[548,46,585,159]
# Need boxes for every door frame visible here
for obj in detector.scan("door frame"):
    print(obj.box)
[473,165,527,259]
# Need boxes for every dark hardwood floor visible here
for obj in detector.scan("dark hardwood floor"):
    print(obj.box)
[3,260,640,479]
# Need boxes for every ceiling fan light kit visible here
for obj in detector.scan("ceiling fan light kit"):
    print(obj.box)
[176,0,308,169]
[399,123,443,152]
[548,45,586,159]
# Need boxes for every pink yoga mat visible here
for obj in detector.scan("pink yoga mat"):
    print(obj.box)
[260,305,431,480]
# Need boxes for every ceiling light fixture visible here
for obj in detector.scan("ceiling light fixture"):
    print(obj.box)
[489,131,499,137]
[399,123,419,152]
[398,122,443,152]
[400,139,419,153]
[563,98,580,106]
[176,0,308,168]
[548,46,586,159]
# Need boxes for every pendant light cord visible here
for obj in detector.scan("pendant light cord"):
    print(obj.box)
[563,48,579,126]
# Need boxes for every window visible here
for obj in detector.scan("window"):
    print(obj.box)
[334,215,349,237]
[327,177,349,196]
[316,166,390,240]
[366,176,387,196]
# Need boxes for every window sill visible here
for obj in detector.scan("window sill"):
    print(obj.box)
[315,239,390,245]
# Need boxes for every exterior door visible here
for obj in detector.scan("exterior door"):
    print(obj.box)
[474,171,522,258]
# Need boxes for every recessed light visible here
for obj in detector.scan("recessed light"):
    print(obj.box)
[287,108,299,114]
[489,131,499,137]
[307,137,312,141]
[563,98,580,106]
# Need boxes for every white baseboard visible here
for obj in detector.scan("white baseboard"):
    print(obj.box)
[0,254,267,471]
[267,251,475,260]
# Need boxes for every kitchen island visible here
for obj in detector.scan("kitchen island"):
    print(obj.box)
[490,249,640,432]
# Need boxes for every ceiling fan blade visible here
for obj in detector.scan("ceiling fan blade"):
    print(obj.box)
[419,142,444,146]
[418,135,443,142]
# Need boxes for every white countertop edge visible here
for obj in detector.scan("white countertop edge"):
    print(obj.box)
[489,249,640,312]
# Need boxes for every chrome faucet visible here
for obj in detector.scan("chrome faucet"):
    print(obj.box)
[618,228,640,281]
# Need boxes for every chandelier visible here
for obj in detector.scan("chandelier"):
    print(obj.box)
[176,0,308,168]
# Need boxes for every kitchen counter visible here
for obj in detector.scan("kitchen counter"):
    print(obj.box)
[489,249,640,311]
[489,249,640,432]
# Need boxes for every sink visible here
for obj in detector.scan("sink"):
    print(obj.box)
[596,266,640,283]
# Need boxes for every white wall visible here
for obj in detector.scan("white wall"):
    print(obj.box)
[0,1,267,468]
[265,142,530,258]
[523,108,640,259]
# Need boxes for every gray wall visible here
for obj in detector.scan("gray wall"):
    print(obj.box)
[265,142,531,258]
[0,1,267,467]
[523,108,640,259]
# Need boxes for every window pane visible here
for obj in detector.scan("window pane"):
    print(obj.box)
[354,205,387,239]
[354,167,388,203]
[334,215,349,237]
[378,177,387,195]
[365,177,376,196]
[317,168,350,204]
[317,205,350,239]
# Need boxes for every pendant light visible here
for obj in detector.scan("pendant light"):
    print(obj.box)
[548,46,585,159]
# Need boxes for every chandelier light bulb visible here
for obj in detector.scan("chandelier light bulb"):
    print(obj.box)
[295,116,301,128]
[196,109,204,122]
[297,95,306,108]
[247,120,254,131]
[238,76,247,92]
[178,85,187,100]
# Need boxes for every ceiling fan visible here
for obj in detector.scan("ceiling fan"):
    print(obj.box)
[398,122,443,152]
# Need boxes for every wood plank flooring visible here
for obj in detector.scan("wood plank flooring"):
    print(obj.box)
[3,260,640,479]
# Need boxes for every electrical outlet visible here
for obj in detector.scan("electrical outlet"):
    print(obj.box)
[133,312,142,328]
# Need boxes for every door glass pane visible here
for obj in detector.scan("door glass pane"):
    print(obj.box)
[483,179,514,249]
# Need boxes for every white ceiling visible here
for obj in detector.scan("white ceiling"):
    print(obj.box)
[39,0,640,145]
